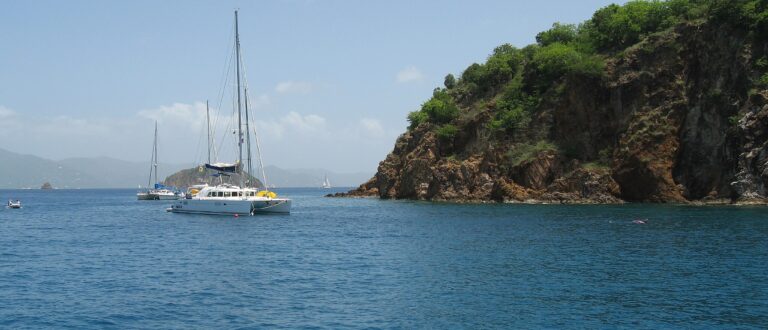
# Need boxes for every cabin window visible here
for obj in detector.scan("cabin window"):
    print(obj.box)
[217,191,223,197]
[233,192,240,197]
[224,192,231,197]
[207,192,213,197]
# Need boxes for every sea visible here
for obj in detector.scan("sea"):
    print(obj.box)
[0,188,766,329]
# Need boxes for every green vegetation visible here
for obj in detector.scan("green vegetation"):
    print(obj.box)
[507,141,558,167]
[436,124,458,141]
[531,43,604,87]
[403,0,768,165]
[728,114,742,126]
[444,74,456,89]
[535,23,578,47]
[582,162,611,171]
[489,77,537,132]
[407,110,428,129]
[407,89,459,129]
[583,1,678,51]
[422,89,459,124]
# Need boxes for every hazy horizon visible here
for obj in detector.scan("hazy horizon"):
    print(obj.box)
[1,0,625,173]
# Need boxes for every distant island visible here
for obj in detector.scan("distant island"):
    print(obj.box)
[337,0,768,204]
[41,182,53,190]
[163,167,263,189]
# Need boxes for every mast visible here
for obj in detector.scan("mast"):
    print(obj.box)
[206,100,211,164]
[234,10,244,188]
[146,125,154,190]
[244,87,253,188]
[153,121,158,186]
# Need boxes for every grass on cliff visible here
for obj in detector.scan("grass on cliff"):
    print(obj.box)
[507,141,558,167]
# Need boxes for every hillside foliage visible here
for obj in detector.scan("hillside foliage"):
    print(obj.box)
[406,0,768,138]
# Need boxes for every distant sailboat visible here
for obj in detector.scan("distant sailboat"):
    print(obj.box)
[322,174,331,189]
[137,122,181,200]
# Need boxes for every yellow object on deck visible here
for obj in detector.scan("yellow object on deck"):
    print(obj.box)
[189,188,200,196]
[257,190,277,198]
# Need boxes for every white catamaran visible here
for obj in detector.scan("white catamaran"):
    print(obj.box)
[169,10,291,215]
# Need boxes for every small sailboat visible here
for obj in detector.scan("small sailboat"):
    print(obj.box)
[7,200,21,209]
[169,10,291,215]
[137,122,182,200]
[322,174,331,189]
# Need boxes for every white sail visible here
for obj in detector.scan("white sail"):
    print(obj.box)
[322,174,331,189]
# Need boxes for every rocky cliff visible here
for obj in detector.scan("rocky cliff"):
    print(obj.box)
[337,1,768,204]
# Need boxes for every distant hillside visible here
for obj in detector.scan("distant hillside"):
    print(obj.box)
[0,148,190,188]
[0,148,373,188]
[58,157,190,188]
[0,148,97,188]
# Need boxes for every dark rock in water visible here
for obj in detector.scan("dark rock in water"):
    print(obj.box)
[336,11,768,204]
[40,182,53,190]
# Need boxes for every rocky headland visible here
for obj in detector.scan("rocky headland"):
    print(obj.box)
[334,1,768,204]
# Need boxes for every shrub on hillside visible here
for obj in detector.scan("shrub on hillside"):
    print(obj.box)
[531,43,604,86]
[436,124,458,142]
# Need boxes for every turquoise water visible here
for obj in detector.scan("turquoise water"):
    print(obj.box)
[1,188,767,328]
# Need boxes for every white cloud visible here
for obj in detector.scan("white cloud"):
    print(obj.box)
[137,102,208,128]
[257,111,327,140]
[396,66,424,83]
[275,81,313,94]
[359,118,384,138]
[0,106,15,119]
[283,112,326,131]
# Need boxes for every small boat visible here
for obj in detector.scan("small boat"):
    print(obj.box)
[322,174,331,189]
[7,200,21,209]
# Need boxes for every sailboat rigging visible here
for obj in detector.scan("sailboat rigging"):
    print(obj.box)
[137,122,181,200]
[169,10,291,215]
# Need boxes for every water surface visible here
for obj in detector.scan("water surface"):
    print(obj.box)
[1,188,766,328]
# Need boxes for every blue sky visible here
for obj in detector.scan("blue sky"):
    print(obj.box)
[0,0,625,172]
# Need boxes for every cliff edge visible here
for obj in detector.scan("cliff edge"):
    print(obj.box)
[337,1,768,204]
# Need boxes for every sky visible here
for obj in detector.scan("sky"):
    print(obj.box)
[0,0,626,173]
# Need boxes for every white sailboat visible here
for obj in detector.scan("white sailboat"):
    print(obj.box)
[322,174,331,189]
[137,122,181,200]
[169,10,291,215]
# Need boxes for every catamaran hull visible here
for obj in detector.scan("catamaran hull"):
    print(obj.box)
[137,193,157,200]
[155,194,180,200]
[138,193,180,200]
[168,198,291,215]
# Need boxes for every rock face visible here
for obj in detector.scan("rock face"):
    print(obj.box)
[340,19,768,204]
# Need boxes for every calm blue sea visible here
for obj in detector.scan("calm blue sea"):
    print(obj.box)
[0,188,767,329]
